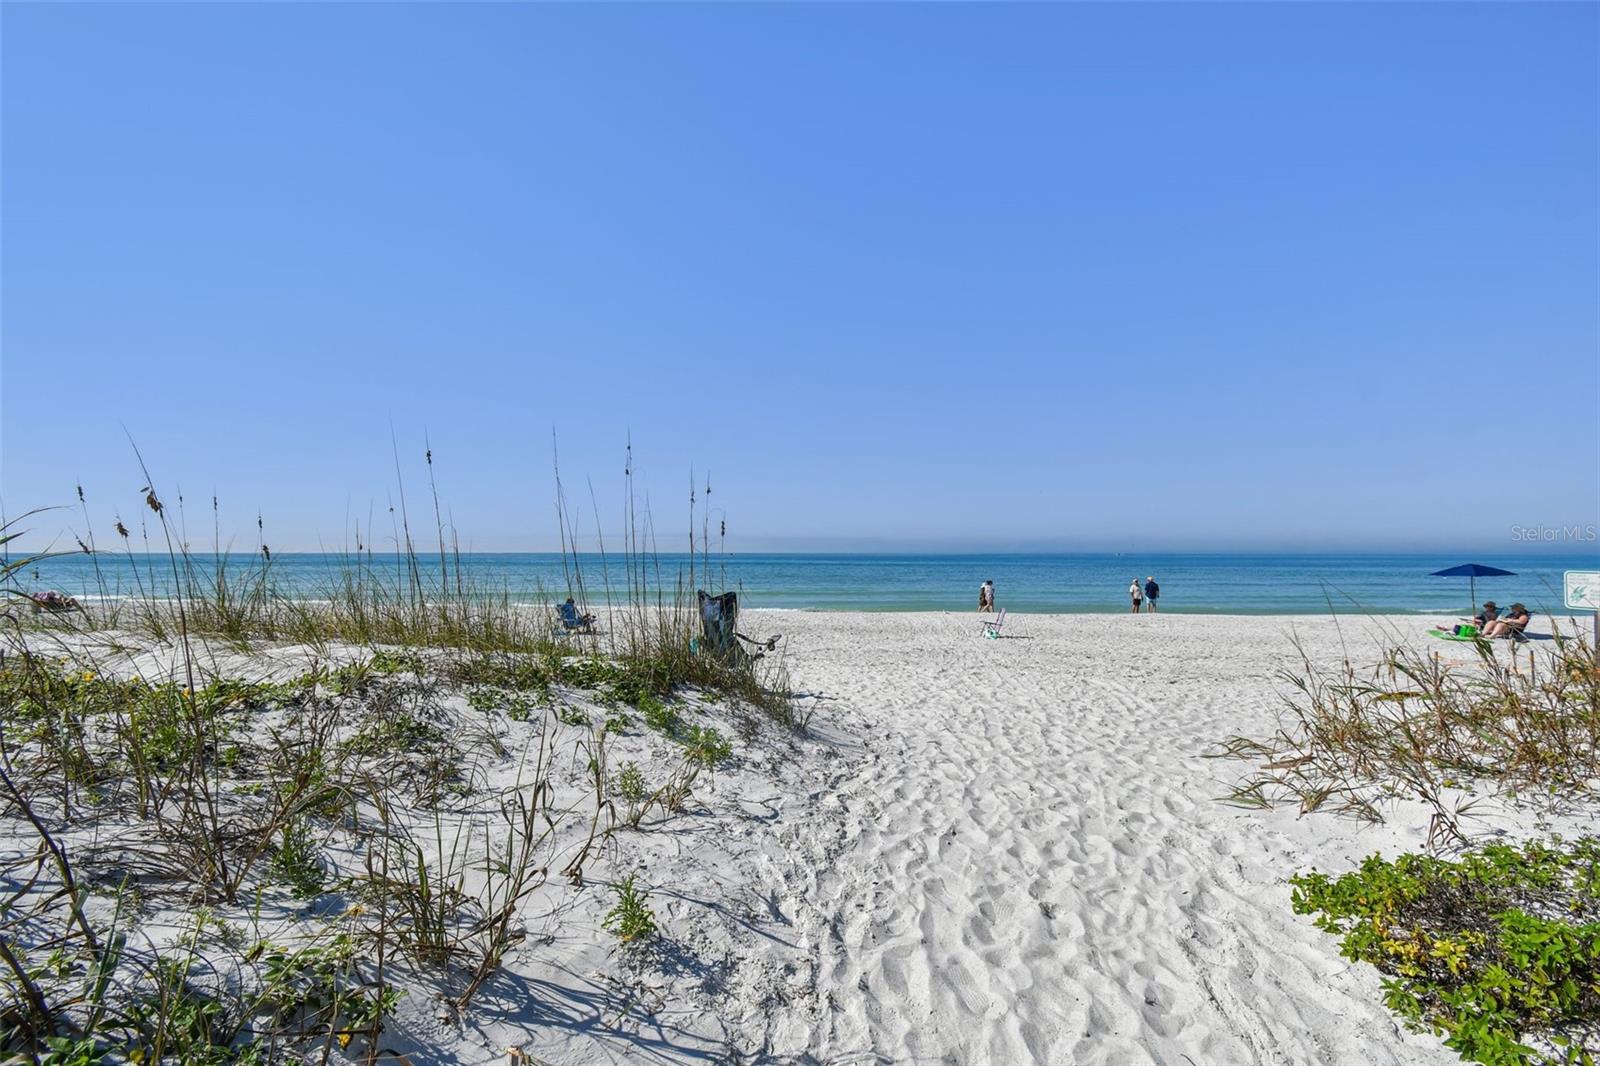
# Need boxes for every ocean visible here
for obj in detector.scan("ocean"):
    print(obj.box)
[11,551,1599,615]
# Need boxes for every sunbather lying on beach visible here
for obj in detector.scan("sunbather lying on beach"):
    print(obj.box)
[28,590,81,614]
[1480,603,1531,639]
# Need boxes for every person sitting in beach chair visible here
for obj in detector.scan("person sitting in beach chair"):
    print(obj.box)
[557,598,596,633]
[1469,602,1499,630]
[1481,603,1531,641]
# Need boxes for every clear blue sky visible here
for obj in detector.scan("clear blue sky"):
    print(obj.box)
[3,3,1596,554]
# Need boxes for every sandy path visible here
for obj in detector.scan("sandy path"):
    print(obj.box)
[751,611,1540,1065]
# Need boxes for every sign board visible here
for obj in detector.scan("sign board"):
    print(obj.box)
[1565,571,1600,611]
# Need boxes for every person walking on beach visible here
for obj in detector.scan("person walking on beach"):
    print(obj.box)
[1129,578,1143,613]
[1143,576,1160,613]
[978,580,995,613]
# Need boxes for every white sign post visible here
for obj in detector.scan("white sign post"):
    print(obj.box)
[1564,570,1600,652]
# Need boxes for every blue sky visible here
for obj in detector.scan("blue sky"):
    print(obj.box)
[3,3,1596,554]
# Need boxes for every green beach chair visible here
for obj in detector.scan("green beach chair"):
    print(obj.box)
[981,608,1006,639]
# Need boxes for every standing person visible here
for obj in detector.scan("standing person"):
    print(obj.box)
[1129,577,1143,613]
[978,580,995,612]
[1143,576,1160,613]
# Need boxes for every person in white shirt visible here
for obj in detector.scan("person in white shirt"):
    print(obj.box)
[1129,578,1143,613]
[978,580,994,612]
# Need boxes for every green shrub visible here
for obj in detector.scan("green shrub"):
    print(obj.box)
[367,649,424,676]
[612,661,671,707]
[467,687,538,722]
[559,657,621,691]
[681,726,730,768]
[448,654,551,697]
[273,817,326,898]
[614,763,646,804]
[640,696,679,736]
[258,932,396,1051]
[602,874,657,945]
[1292,838,1600,1065]
[465,687,499,715]
[341,707,446,759]
[504,695,538,723]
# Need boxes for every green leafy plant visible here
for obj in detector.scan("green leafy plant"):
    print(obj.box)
[1292,838,1600,1065]
[613,762,648,827]
[255,930,392,1051]
[504,695,538,723]
[272,817,326,898]
[615,763,646,803]
[602,874,657,945]
[466,686,538,723]
[681,726,731,768]
[640,696,679,736]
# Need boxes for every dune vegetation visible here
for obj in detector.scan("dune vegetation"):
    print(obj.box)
[0,454,796,1064]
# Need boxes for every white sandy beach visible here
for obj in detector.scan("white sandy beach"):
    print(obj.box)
[7,609,1593,1065]
[727,610,1577,1066]
[417,610,1590,1063]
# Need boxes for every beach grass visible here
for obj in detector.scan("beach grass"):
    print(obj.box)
[0,450,793,1061]
[1211,629,1600,847]
[1214,628,1600,1064]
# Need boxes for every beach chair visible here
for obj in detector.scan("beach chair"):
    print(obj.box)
[556,601,595,634]
[694,589,780,664]
[980,608,1006,639]
[697,590,742,663]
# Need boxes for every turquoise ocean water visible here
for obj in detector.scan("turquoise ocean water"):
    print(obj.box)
[12,552,1600,615]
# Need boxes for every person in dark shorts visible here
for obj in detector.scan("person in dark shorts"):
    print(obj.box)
[1129,578,1143,613]
[1143,576,1160,613]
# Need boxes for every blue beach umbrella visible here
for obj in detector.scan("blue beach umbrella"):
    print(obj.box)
[1429,563,1516,616]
